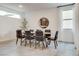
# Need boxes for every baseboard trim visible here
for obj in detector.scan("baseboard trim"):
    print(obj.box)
[58,40,74,44]
[0,39,15,44]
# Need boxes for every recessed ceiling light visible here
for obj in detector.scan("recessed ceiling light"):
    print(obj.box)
[18,5,23,8]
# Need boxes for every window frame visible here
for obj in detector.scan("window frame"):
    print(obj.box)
[62,10,73,30]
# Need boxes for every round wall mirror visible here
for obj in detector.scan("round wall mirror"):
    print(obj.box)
[39,17,49,29]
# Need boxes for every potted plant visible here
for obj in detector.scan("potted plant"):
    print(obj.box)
[20,18,28,31]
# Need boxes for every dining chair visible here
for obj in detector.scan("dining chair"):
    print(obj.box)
[16,30,25,45]
[50,31,59,49]
[45,29,51,38]
[45,29,51,47]
[35,30,45,49]
[25,31,34,47]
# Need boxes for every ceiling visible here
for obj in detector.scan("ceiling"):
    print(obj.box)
[0,3,72,13]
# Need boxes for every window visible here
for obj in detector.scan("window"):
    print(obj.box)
[63,20,73,29]
[62,10,73,29]
[0,10,21,19]
[0,10,8,16]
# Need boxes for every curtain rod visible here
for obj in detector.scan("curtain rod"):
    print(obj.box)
[57,3,75,8]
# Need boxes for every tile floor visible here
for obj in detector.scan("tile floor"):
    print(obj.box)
[0,40,77,56]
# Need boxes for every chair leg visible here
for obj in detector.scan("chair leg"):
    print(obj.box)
[16,38,18,44]
[48,40,51,45]
[54,41,57,49]
[46,41,48,48]
[38,41,40,47]
[20,38,22,46]
[35,40,36,48]
[25,39,27,46]
[49,40,51,45]
[42,41,45,49]
[56,40,58,46]
[29,40,31,47]
[45,38,48,48]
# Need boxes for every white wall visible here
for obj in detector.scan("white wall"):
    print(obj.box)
[0,8,61,42]
[0,16,21,42]
[60,29,74,42]
[73,3,79,55]
[25,8,60,37]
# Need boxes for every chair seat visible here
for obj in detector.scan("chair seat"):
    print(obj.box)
[47,37,56,41]
[22,35,25,38]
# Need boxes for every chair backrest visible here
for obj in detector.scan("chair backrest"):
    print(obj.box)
[35,30,43,41]
[36,30,43,36]
[45,29,51,38]
[25,31,31,35]
[25,31,32,39]
[54,31,59,40]
[30,29,34,32]
[16,30,22,38]
[45,29,51,32]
